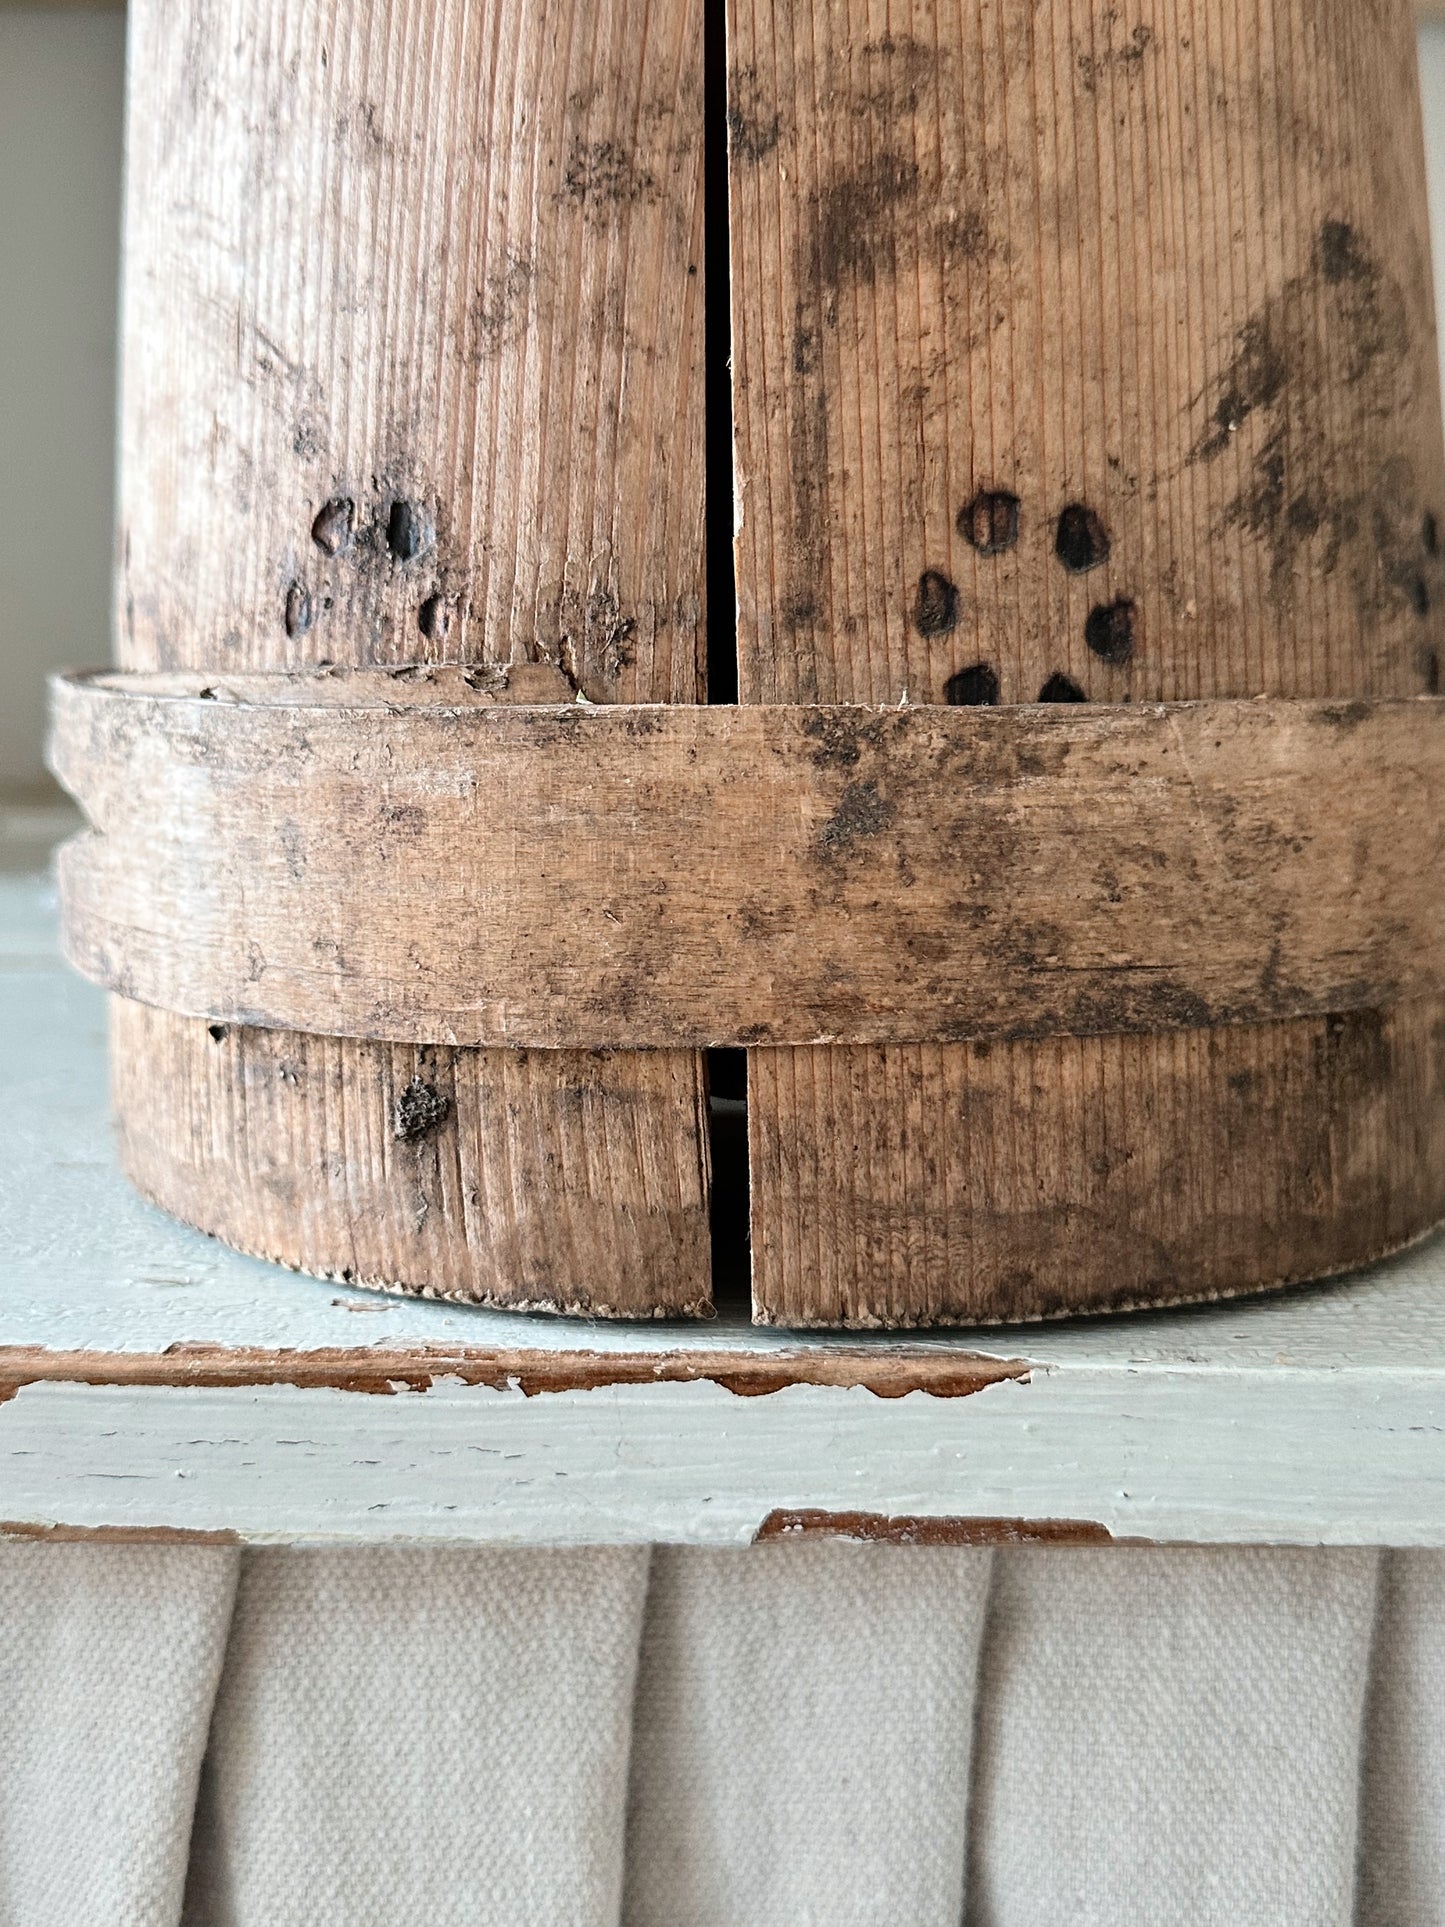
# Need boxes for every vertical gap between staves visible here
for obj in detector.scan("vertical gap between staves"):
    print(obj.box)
[703,0,749,1304]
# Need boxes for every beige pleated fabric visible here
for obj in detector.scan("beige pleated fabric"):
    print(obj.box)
[178,1548,648,1927]
[0,1542,237,1927]
[966,1548,1381,1927]
[6,1541,1445,1925]
[622,1543,994,1926]
[1359,1550,1445,1925]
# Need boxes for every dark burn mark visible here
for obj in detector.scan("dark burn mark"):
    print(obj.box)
[1422,647,1441,694]
[562,140,657,208]
[819,778,894,854]
[418,594,451,642]
[1055,504,1111,573]
[284,582,312,638]
[386,500,432,563]
[393,1078,450,1143]
[1085,598,1136,665]
[207,1024,228,1043]
[914,569,959,637]
[1406,573,1431,618]
[311,497,354,556]
[1038,671,1088,703]
[1425,511,1440,558]
[959,491,1020,555]
[945,663,1000,706]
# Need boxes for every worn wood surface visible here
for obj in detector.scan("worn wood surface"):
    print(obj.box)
[12,890,1445,1544]
[52,670,1445,1049]
[727,0,1445,1322]
[111,0,711,1313]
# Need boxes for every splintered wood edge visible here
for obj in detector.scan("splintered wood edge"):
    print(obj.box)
[0,1344,1031,1400]
[49,671,1445,1050]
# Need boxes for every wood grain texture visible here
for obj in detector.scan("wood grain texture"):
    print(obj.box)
[749,1007,1445,1325]
[53,671,1445,1047]
[110,0,711,1314]
[728,0,1445,1322]
[111,998,711,1315]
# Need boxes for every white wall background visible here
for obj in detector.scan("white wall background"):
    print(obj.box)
[0,7,124,793]
[1,14,1445,791]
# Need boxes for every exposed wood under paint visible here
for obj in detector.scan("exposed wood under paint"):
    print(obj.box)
[0,1343,1029,1401]
[753,1512,1119,1547]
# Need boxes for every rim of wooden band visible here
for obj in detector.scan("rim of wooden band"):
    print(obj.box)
[47,667,1445,1050]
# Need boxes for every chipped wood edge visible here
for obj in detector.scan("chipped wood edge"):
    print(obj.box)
[0,1343,1030,1400]
[753,1510,1121,1546]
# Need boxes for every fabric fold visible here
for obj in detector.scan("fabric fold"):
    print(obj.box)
[0,1541,238,1927]
[1358,1549,1445,1925]
[966,1546,1380,1927]
[622,1542,994,1926]
[179,1546,648,1927]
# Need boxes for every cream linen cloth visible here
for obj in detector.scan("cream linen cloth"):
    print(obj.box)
[0,1543,1439,1925]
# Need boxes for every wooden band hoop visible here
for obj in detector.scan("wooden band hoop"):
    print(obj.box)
[50,668,1445,1052]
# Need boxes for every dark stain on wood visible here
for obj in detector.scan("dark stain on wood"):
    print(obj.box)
[726,65,780,164]
[561,138,658,210]
[1191,318,1288,465]
[817,778,895,856]
[393,1077,450,1143]
[1191,220,1435,630]
[813,155,921,293]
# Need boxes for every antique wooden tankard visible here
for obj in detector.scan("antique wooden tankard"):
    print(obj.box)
[50,0,1445,1325]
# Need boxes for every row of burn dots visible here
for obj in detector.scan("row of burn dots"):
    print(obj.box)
[919,494,1133,704]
